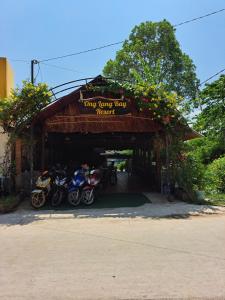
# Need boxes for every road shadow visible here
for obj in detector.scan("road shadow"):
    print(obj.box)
[1,192,225,226]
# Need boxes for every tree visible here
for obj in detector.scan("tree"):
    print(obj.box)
[0,81,51,183]
[185,75,225,197]
[103,20,199,111]
[0,81,51,139]
[192,75,225,162]
[204,156,225,193]
[186,137,224,164]
[194,75,225,138]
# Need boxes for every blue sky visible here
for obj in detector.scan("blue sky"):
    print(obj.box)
[1,0,225,89]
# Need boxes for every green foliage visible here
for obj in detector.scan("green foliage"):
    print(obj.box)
[205,192,225,206]
[91,76,182,123]
[0,195,17,205]
[158,131,205,198]
[204,156,225,193]
[172,150,205,192]
[194,75,225,140]
[117,149,133,156]
[115,161,126,171]
[103,20,199,111]
[186,137,224,164]
[185,75,225,198]
[0,81,51,137]
[0,195,19,213]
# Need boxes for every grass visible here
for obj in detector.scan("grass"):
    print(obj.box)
[174,188,225,206]
[204,193,225,206]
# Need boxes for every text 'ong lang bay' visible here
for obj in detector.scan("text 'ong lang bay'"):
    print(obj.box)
[81,99,128,115]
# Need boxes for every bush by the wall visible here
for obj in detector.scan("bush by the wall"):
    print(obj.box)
[204,156,225,193]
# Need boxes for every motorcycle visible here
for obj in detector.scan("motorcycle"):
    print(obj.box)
[81,169,101,205]
[31,171,52,208]
[51,169,68,207]
[67,169,86,206]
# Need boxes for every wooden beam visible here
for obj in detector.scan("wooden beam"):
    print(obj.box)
[41,129,46,171]
[15,139,22,175]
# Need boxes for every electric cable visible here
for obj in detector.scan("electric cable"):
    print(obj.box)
[39,41,123,63]
[173,7,225,27]
[8,58,30,63]
[41,62,80,73]
[39,8,225,63]
[200,67,225,86]
[6,8,225,83]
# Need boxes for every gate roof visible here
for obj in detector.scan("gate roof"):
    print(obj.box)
[35,76,200,139]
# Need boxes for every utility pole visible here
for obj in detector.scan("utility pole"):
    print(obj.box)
[31,59,38,84]
[30,59,38,190]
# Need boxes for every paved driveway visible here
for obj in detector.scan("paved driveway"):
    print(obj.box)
[1,201,225,299]
[2,192,225,223]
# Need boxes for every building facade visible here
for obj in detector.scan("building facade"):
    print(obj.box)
[15,76,199,192]
[0,57,14,174]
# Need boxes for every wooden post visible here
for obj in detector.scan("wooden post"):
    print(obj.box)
[41,129,45,171]
[154,134,162,192]
[15,138,22,191]
[15,139,22,175]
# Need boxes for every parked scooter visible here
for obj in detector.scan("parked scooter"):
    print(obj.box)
[67,169,86,206]
[81,169,101,205]
[51,167,68,207]
[31,171,52,208]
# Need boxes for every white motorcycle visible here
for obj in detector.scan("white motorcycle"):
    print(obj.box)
[31,171,51,208]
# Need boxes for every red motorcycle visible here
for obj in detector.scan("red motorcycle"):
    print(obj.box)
[81,169,101,205]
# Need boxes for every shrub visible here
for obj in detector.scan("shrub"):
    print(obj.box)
[0,195,20,213]
[174,156,204,190]
[186,137,225,165]
[204,156,225,193]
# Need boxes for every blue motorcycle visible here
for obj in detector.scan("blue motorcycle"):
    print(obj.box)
[67,169,86,206]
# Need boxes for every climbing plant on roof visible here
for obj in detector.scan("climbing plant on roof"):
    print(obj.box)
[90,69,183,126]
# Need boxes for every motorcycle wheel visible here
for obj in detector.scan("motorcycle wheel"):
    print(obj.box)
[68,190,80,206]
[51,189,63,207]
[31,192,46,208]
[82,189,95,205]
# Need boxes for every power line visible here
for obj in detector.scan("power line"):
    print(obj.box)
[39,8,225,63]
[6,8,225,84]
[40,62,80,73]
[173,7,225,27]
[200,68,225,86]
[8,58,30,63]
[39,41,123,63]
[7,8,225,65]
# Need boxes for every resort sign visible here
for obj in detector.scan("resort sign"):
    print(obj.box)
[79,96,130,115]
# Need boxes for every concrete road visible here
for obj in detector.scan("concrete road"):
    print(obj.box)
[0,214,225,299]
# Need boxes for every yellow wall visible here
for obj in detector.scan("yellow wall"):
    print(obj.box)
[0,57,14,98]
[0,58,14,171]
